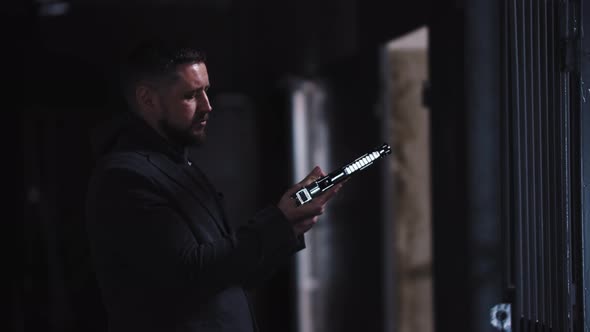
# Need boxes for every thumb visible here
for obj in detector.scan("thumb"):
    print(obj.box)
[286,166,324,198]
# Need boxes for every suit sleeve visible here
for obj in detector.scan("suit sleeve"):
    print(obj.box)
[86,166,301,297]
[241,229,305,289]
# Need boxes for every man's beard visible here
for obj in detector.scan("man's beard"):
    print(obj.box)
[159,113,208,147]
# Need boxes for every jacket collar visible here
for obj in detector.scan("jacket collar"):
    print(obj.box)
[116,111,190,165]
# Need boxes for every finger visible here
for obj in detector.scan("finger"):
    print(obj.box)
[308,215,319,225]
[295,222,313,235]
[285,167,320,198]
[299,166,323,186]
[289,203,322,221]
[316,183,343,203]
[301,215,320,227]
[293,217,317,234]
[316,167,326,177]
[297,216,319,226]
[312,166,324,177]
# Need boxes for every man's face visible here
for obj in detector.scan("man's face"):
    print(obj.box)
[154,62,212,146]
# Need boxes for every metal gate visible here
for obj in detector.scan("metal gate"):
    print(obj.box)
[500,0,583,330]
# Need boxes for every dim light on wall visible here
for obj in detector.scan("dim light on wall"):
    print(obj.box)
[37,0,69,16]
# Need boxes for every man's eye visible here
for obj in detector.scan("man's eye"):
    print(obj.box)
[184,94,195,99]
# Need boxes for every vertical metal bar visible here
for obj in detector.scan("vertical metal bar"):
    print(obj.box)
[566,1,584,330]
[521,0,535,319]
[465,0,502,328]
[518,0,531,319]
[549,0,562,329]
[557,1,566,328]
[504,4,522,329]
[563,71,573,332]
[548,0,559,328]
[533,0,545,323]
[568,0,583,317]
[558,0,573,329]
[579,0,590,327]
[501,0,516,304]
[512,0,526,320]
[563,34,574,332]
[526,0,539,321]
[540,0,551,326]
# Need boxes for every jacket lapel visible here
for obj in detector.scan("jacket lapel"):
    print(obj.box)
[184,161,232,232]
[145,152,229,235]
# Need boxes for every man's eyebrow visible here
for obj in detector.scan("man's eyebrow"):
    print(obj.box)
[185,85,207,92]
[193,85,210,92]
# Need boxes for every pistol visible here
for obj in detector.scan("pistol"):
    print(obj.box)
[292,143,392,206]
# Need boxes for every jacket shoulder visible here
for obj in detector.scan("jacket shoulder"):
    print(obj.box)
[88,151,161,189]
[94,151,151,174]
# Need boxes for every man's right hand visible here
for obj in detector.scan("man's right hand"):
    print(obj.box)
[277,166,343,236]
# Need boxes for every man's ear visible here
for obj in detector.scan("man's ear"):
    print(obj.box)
[135,84,157,113]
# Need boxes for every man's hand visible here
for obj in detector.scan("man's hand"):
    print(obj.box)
[277,166,343,236]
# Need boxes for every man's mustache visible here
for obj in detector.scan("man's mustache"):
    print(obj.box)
[194,113,209,123]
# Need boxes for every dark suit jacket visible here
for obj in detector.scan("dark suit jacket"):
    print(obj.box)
[85,113,303,332]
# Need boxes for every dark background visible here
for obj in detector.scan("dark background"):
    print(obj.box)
[5,1,492,332]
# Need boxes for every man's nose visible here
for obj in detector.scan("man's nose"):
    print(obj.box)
[200,92,213,112]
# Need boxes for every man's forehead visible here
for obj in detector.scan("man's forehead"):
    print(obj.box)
[179,62,208,83]
[178,61,207,74]
[189,62,206,71]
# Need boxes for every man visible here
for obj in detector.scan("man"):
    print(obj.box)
[85,41,341,332]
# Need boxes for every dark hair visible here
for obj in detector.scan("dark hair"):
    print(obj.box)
[119,39,206,101]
